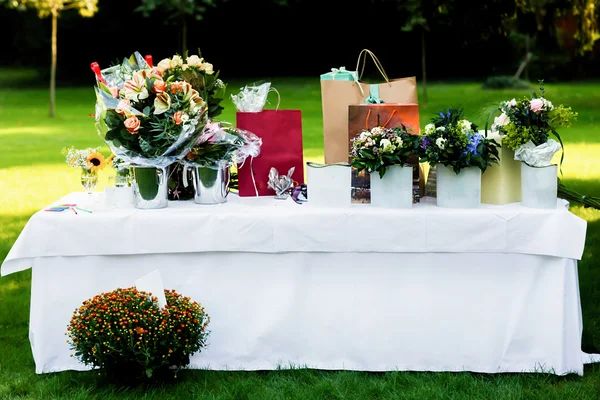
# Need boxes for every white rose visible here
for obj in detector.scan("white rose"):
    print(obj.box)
[180,113,190,122]
[424,123,435,135]
[436,126,445,132]
[202,62,214,74]
[509,98,517,107]
[186,55,203,67]
[359,131,371,140]
[171,55,184,68]
[435,137,447,149]
[394,137,404,146]
[544,99,554,110]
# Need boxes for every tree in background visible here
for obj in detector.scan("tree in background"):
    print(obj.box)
[136,0,217,56]
[2,0,98,117]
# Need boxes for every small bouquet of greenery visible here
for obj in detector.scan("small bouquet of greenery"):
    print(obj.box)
[349,125,422,178]
[67,287,210,380]
[157,51,227,119]
[421,107,500,174]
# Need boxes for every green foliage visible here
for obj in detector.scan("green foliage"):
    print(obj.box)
[421,107,500,174]
[483,76,531,90]
[496,80,578,150]
[135,0,215,21]
[349,125,422,179]
[67,287,210,380]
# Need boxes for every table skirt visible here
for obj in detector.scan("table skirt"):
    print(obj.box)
[29,251,595,375]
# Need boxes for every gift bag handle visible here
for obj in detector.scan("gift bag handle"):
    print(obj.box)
[268,87,281,111]
[355,49,391,84]
[365,109,397,130]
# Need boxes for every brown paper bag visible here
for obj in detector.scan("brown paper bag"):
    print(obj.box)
[321,49,419,163]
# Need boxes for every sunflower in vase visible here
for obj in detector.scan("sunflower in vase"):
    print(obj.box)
[63,146,108,194]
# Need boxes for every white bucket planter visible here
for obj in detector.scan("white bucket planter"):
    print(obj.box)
[520,163,558,209]
[306,162,351,207]
[370,165,413,208]
[436,165,481,208]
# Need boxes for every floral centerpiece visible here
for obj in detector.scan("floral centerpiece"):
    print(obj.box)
[349,125,421,208]
[106,153,130,187]
[62,146,108,194]
[94,52,209,208]
[350,125,421,178]
[421,108,500,208]
[67,287,210,380]
[421,108,500,174]
[491,80,577,168]
[156,51,227,119]
[491,81,577,208]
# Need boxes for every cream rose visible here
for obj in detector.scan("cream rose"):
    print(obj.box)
[424,123,435,135]
[124,116,140,134]
[201,62,214,74]
[171,55,184,68]
[157,58,171,73]
[186,55,203,67]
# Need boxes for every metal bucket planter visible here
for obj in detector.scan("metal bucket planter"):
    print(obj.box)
[183,165,230,205]
[131,166,169,209]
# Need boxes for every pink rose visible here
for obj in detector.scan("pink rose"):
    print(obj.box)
[530,98,544,114]
[124,116,140,134]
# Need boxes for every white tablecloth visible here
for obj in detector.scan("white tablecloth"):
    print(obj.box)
[2,193,598,375]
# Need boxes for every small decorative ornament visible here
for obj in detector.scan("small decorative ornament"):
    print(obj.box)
[267,167,295,199]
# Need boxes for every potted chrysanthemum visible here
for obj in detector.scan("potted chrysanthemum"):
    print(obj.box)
[350,125,421,208]
[493,81,577,208]
[421,108,500,208]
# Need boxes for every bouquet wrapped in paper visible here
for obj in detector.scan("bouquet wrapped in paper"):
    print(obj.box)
[93,52,208,168]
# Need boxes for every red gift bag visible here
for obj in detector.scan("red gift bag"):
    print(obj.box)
[236,110,304,196]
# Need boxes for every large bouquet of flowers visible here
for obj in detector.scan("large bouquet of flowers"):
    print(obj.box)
[94,52,207,167]
[67,287,210,380]
[156,52,227,119]
[421,108,500,174]
[184,121,262,169]
[349,125,422,178]
[491,81,577,167]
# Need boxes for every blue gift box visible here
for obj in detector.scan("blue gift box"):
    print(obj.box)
[320,66,358,81]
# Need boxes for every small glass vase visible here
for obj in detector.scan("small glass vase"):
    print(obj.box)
[80,169,98,195]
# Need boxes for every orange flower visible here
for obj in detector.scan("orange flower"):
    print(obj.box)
[153,80,167,93]
[135,327,145,334]
[124,116,140,134]
[172,111,184,125]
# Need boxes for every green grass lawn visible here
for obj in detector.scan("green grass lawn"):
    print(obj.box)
[1,76,600,399]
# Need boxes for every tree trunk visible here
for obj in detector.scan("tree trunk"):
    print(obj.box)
[524,35,530,80]
[50,11,57,118]
[421,28,427,104]
[181,15,187,55]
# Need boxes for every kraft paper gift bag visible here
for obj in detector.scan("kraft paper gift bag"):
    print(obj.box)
[320,49,418,163]
[348,104,423,203]
[233,82,304,197]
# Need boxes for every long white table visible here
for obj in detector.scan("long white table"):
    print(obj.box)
[2,192,599,375]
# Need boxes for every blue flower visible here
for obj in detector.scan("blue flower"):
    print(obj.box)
[466,133,482,156]
[421,136,430,149]
[439,112,445,118]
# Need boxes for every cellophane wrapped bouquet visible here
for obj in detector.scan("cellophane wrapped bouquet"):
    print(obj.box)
[184,121,262,170]
[93,52,208,168]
